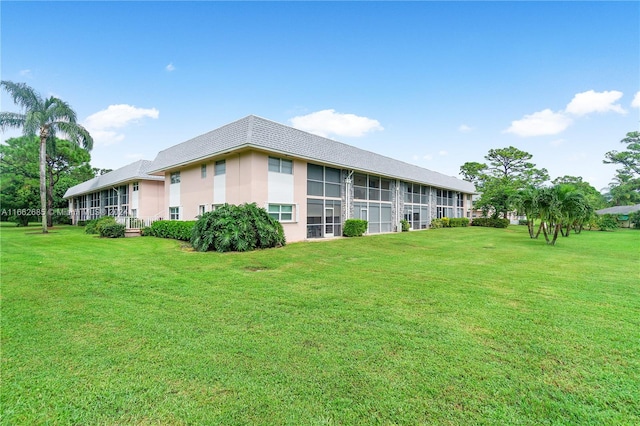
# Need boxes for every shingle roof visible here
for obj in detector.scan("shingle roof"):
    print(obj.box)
[149,115,476,193]
[596,204,640,215]
[63,160,163,199]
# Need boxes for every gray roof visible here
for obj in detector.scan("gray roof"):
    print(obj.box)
[149,115,476,193]
[596,204,640,215]
[63,160,164,199]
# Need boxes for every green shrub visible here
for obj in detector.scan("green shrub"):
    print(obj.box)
[191,203,285,252]
[99,223,125,238]
[630,211,640,229]
[53,215,72,225]
[141,226,153,237]
[430,218,444,229]
[150,220,196,241]
[449,217,470,227]
[471,217,509,228]
[518,219,529,226]
[84,219,98,234]
[400,219,410,232]
[9,215,31,227]
[432,217,469,228]
[597,214,619,231]
[96,216,116,235]
[343,219,368,237]
[85,216,116,234]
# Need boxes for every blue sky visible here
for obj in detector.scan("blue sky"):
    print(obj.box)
[2,1,639,191]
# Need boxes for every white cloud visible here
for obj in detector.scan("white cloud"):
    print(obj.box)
[504,109,573,137]
[19,69,32,78]
[565,90,626,116]
[166,63,175,72]
[632,91,640,108]
[505,89,630,138]
[289,109,383,138]
[550,138,565,147]
[458,124,473,133]
[84,104,159,146]
[438,150,448,156]
[423,154,433,160]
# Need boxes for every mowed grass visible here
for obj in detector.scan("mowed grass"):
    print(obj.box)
[1,224,638,425]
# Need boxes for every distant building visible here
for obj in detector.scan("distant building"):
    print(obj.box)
[65,115,476,241]
[596,204,640,228]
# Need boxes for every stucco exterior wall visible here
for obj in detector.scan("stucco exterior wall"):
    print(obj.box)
[137,180,165,219]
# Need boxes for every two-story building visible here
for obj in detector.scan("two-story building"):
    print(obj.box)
[65,115,476,241]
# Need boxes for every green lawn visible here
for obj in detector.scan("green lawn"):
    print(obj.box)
[1,224,639,425]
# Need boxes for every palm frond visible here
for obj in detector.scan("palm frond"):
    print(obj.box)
[56,121,94,151]
[0,112,27,132]
[1,81,43,112]
[45,97,77,123]
[23,111,42,136]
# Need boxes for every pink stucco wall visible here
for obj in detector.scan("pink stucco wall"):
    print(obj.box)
[163,150,310,242]
[137,180,164,219]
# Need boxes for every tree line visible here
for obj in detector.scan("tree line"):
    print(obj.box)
[460,133,640,245]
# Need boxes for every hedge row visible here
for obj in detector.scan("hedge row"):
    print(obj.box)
[471,217,510,228]
[431,217,470,228]
[149,220,196,241]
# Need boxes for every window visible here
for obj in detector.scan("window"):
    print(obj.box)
[215,160,226,175]
[119,185,128,205]
[368,176,380,201]
[268,204,293,222]
[199,205,206,216]
[307,163,341,197]
[170,172,181,184]
[307,164,324,196]
[269,156,293,174]
[354,173,367,200]
[201,165,207,178]
[355,174,391,201]
[133,182,139,191]
[381,179,392,202]
[306,199,341,238]
[169,207,180,220]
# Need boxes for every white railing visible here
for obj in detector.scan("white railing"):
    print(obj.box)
[116,216,162,230]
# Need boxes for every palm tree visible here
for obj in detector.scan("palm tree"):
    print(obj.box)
[1,81,93,233]
[514,186,539,238]
[554,185,587,240]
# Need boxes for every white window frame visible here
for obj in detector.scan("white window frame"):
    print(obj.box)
[268,157,293,174]
[214,160,226,176]
[169,206,180,220]
[268,204,294,222]
[170,172,181,184]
